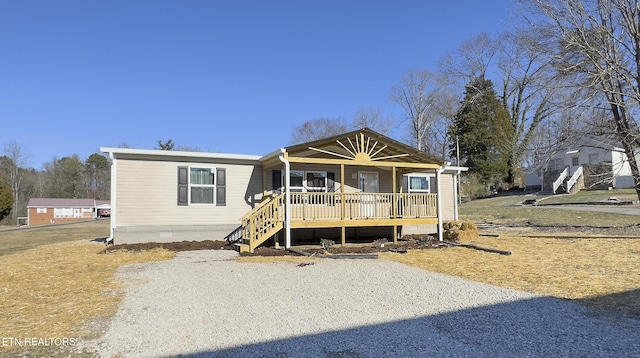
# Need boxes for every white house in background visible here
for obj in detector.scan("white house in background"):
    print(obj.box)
[525,135,636,192]
[102,128,467,252]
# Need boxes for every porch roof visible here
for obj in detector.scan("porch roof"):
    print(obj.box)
[261,128,445,169]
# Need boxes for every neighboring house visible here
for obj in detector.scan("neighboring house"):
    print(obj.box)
[102,128,467,252]
[525,135,635,193]
[95,200,111,217]
[26,198,110,225]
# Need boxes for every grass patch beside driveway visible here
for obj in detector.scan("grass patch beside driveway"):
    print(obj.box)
[0,220,110,256]
[0,240,173,357]
[382,234,640,317]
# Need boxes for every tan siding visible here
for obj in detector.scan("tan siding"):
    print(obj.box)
[439,174,455,221]
[115,159,262,227]
[343,166,393,193]
[401,171,457,221]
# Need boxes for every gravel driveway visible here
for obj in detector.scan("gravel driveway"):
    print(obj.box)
[84,250,640,358]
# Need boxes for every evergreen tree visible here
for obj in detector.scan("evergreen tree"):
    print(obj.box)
[155,139,175,151]
[0,179,13,221]
[449,77,514,186]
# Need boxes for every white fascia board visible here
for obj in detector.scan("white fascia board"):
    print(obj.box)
[259,148,286,162]
[100,147,262,162]
[441,165,469,172]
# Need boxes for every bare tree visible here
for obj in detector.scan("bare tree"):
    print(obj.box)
[1,141,31,221]
[497,30,559,185]
[526,0,640,199]
[352,106,394,135]
[438,33,500,88]
[290,117,349,144]
[429,89,460,160]
[390,69,442,151]
[174,145,202,152]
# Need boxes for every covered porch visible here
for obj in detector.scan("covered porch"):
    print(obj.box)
[238,128,456,253]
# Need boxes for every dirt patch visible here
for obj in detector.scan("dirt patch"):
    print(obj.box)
[478,222,640,238]
[102,240,234,253]
[101,236,454,256]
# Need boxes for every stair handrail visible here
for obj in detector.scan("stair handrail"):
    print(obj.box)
[241,193,284,222]
[566,166,583,193]
[241,193,285,249]
[552,167,569,194]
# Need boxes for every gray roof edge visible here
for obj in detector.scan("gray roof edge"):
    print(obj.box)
[100,147,262,162]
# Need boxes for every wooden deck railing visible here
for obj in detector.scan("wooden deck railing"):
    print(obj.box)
[241,193,285,251]
[288,192,437,220]
[238,192,438,252]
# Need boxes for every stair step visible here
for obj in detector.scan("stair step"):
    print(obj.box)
[234,243,250,253]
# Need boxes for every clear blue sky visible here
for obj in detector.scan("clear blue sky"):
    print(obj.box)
[0,1,514,169]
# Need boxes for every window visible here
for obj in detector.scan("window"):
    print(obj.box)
[190,167,215,204]
[589,153,599,165]
[54,208,73,218]
[548,158,564,170]
[285,171,331,193]
[177,166,226,206]
[305,172,327,192]
[290,171,304,193]
[408,175,430,193]
[37,208,47,214]
[571,157,579,167]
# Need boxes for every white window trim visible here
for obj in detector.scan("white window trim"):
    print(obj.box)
[286,170,328,193]
[36,207,47,214]
[305,171,328,193]
[571,157,579,167]
[289,170,304,193]
[407,174,431,193]
[189,166,216,205]
[54,208,73,218]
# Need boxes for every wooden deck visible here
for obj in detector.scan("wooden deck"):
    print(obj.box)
[240,192,438,252]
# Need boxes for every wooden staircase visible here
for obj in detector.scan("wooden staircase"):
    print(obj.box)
[235,193,285,253]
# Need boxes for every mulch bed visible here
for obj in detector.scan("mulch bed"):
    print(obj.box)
[102,240,234,253]
[101,235,452,256]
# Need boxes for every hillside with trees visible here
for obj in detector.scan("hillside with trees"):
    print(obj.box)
[0,145,110,225]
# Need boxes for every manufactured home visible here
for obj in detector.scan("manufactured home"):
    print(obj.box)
[102,128,466,252]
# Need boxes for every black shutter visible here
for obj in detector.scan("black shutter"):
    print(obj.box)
[327,172,335,192]
[177,166,188,206]
[216,168,226,206]
[272,170,282,190]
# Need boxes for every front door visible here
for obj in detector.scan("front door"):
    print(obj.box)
[358,172,379,217]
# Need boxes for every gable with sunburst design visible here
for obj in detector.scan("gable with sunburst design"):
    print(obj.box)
[284,128,443,166]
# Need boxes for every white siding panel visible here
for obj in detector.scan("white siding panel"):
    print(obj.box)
[116,159,262,227]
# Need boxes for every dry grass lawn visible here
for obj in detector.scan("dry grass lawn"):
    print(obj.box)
[0,240,173,356]
[381,233,640,316]
[0,220,111,256]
